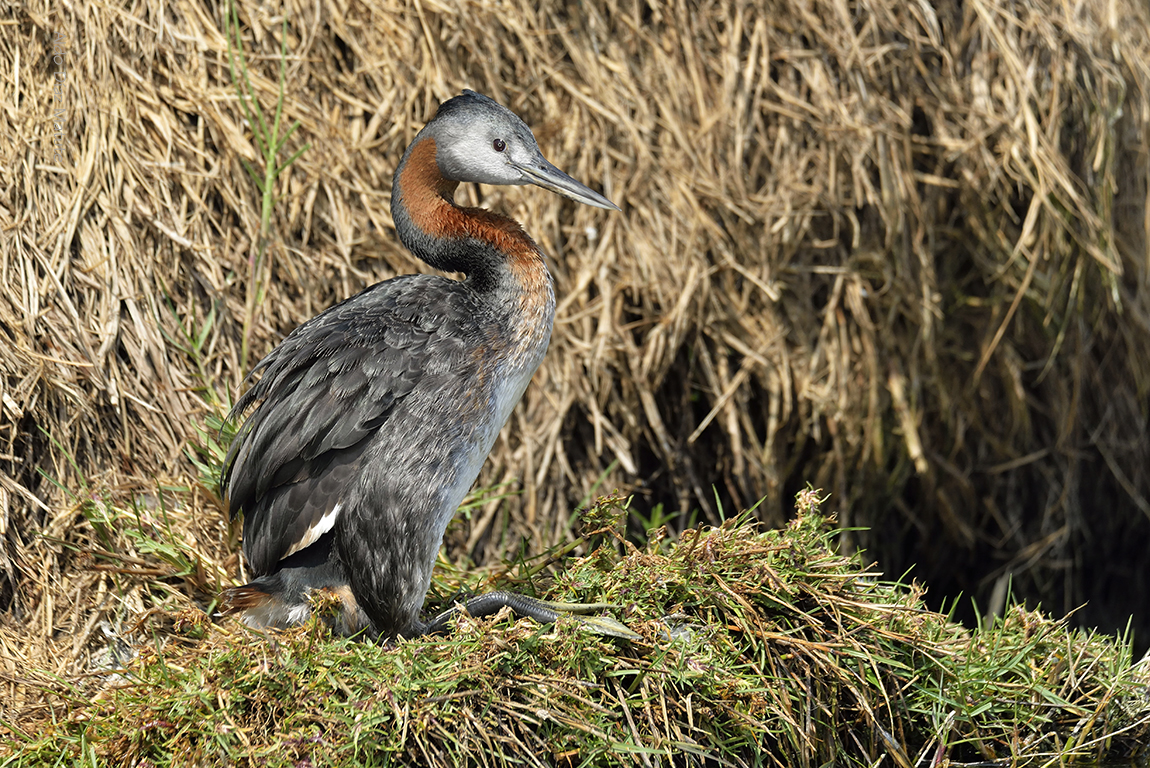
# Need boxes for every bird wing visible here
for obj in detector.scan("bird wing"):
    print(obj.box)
[220,275,478,575]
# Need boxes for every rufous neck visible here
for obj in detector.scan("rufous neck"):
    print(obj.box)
[391,136,547,293]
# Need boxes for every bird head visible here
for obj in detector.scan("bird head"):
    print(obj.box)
[425,90,620,211]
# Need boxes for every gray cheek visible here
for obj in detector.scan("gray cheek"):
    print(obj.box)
[436,151,466,182]
[440,151,494,184]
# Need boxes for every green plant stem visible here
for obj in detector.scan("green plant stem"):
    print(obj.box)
[226,1,309,370]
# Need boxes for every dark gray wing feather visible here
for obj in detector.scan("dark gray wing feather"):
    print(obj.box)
[220,274,478,575]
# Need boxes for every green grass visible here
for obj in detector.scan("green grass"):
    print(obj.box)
[225,0,310,371]
[4,489,1148,767]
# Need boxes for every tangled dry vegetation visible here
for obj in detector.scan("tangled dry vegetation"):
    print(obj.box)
[2,0,1150,732]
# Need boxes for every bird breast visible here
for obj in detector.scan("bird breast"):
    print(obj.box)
[427,289,554,534]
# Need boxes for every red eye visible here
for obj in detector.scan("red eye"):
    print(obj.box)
[492,139,506,152]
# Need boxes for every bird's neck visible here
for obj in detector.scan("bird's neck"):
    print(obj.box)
[391,137,553,312]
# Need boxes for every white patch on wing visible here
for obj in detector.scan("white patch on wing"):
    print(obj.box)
[282,502,343,560]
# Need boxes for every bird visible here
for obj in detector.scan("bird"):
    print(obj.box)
[219,90,634,641]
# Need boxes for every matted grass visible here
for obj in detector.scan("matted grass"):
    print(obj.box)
[2,491,1148,766]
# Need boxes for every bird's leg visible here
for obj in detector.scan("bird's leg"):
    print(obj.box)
[421,591,640,640]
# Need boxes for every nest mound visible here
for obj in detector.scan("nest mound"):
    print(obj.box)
[2,0,1150,656]
[6,496,1150,765]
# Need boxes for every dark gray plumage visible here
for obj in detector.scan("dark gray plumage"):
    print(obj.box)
[220,90,628,640]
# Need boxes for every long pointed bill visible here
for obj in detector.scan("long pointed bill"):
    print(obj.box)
[513,159,621,211]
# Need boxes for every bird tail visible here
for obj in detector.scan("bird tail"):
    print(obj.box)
[220,579,371,637]
[219,583,273,614]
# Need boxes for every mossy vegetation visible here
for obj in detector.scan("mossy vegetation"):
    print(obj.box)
[4,490,1147,766]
